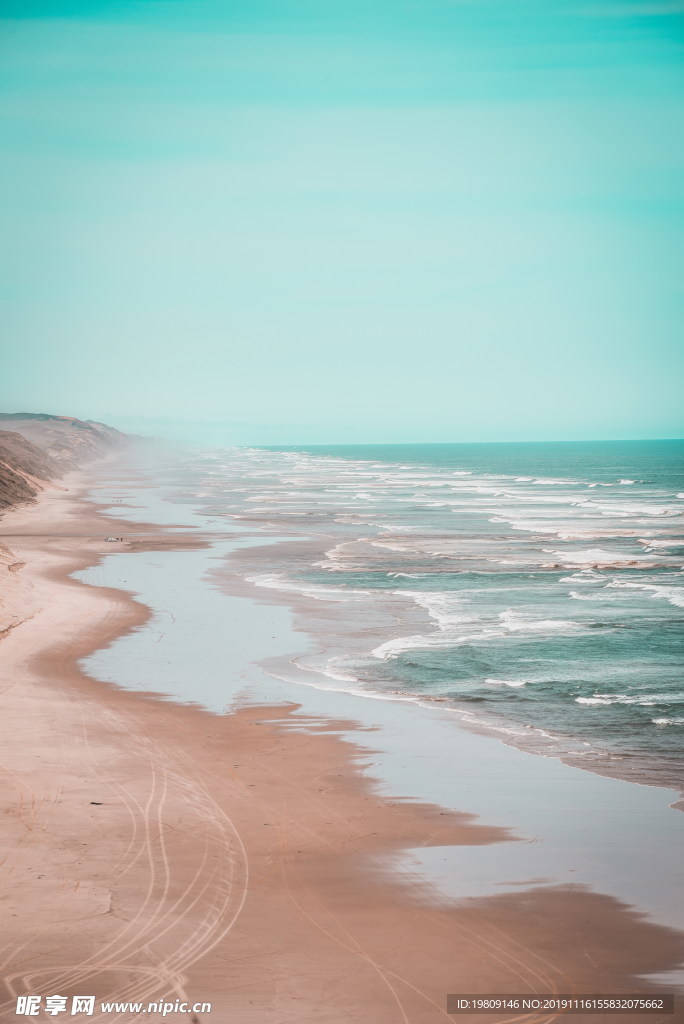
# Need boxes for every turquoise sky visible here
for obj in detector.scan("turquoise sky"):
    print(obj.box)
[1,0,683,443]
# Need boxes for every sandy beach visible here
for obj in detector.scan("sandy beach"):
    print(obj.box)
[0,461,682,1024]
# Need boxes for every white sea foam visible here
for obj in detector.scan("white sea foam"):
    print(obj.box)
[370,598,583,661]
[485,677,528,688]
[371,633,456,659]
[371,540,415,553]
[245,572,364,602]
[559,570,606,583]
[652,717,684,726]
[504,519,562,535]
[320,658,360,684]
[387,572,428,578]
[605,580,684,608]
[570,497,680,518]
[556,529,646,541]
[576,693,681,707]
[498,609,578,633]
[638,537,683,550]
[317,540,366,567]
[408,591,470,625]
[541,547,652,569]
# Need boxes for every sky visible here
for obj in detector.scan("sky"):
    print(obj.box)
[1,0,683,444]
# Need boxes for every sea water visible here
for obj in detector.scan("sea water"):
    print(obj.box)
[161,440,684,791]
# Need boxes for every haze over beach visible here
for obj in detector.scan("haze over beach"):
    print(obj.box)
[1,1,684,1023]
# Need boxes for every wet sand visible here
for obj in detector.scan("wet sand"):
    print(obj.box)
[0,463,682,1023]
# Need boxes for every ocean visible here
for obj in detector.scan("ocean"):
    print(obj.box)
[168,440,683,792]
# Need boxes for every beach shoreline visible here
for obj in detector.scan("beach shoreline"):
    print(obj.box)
[0,458,682,1023]
[214,531,684,809]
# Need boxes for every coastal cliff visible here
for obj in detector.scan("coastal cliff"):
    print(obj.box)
[0,413,129,636]
[0,413,127,511]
